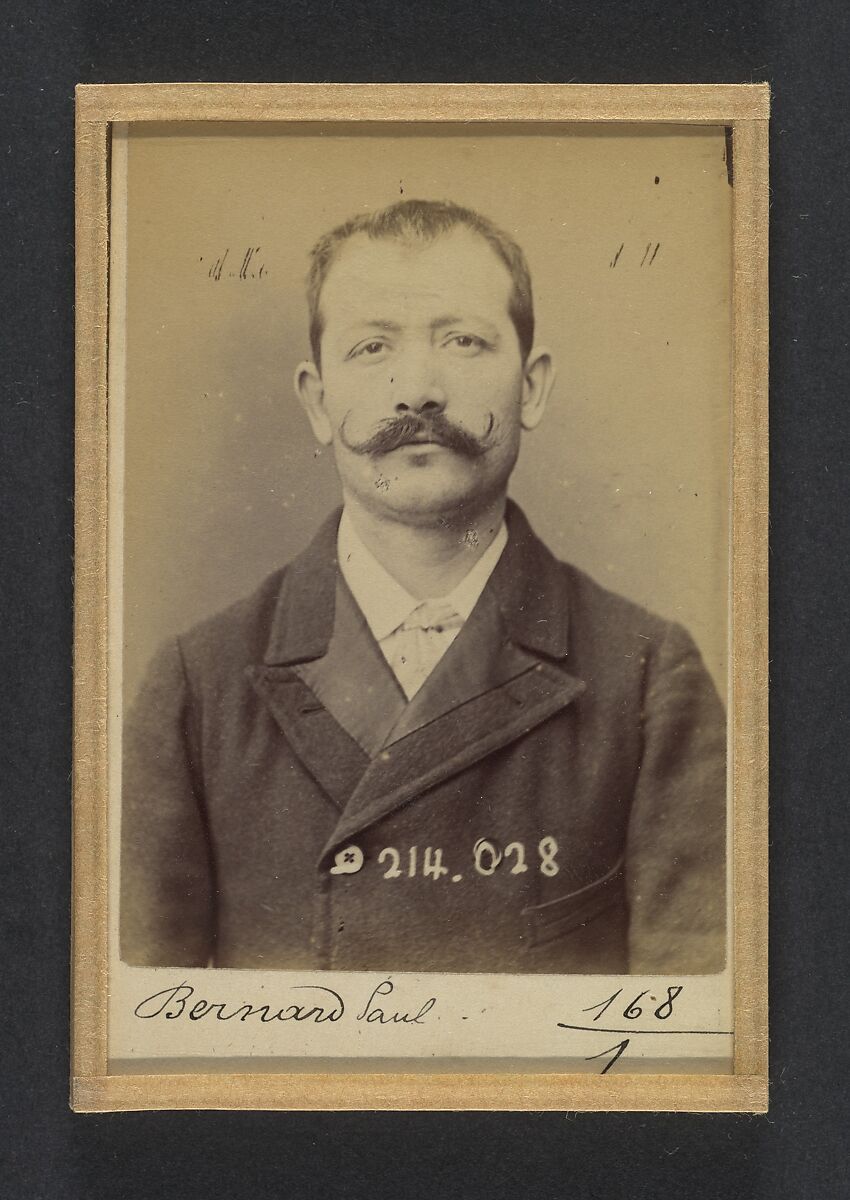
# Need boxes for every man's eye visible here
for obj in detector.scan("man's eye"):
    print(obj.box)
[447,334,486,352]
[352,340,387,358]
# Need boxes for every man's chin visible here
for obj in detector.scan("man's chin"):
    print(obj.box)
[358,469,497,525]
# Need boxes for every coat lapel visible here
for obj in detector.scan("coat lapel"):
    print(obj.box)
[383,586,535,745]
[321,502,586,854]
[323,660,584,853]
[248,664,369,810]
[247,509,371,810]
[294,579,408,757]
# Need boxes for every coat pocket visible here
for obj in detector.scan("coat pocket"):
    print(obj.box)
[522,856,626,947]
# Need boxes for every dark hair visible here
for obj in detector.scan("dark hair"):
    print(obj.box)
[306,198,535,367]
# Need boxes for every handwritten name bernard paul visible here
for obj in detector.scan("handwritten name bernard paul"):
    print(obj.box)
[134,978,437,1027]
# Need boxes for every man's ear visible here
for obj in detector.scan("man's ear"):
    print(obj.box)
[519,347,555,431]
[294,361,333,446]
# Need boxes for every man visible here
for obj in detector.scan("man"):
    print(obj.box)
[121,198,726,975]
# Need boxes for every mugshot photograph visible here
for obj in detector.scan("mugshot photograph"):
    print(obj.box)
[120,198,727,976]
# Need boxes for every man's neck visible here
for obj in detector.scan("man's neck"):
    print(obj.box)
[342,494,508,600]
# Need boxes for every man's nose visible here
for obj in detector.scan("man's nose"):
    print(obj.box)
[392,355,447,416]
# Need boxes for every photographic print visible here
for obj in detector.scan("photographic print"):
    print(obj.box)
[73,84,768,1111]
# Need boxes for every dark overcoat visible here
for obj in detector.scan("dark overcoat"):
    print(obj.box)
[121,502,727,974]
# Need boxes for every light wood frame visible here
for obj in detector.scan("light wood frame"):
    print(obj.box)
[73,82,769,1113]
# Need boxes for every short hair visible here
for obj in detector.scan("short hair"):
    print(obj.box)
[306,198,535,368]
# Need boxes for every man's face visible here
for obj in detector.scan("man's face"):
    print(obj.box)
[296,227,553,527]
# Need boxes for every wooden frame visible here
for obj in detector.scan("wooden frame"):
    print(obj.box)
[73,82,769,1112]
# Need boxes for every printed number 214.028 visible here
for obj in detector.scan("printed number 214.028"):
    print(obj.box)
[376,839,561,880]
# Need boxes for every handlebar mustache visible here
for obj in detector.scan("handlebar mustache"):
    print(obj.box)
[339,412,494,458]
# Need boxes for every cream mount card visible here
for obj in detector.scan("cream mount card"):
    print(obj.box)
[73,83,768,1112]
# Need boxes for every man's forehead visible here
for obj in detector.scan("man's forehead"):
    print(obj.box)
[318,227,514,317]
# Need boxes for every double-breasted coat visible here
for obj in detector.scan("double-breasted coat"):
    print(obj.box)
[121,502,727,974]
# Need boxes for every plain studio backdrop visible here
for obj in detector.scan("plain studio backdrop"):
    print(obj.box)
[116,122,732,704]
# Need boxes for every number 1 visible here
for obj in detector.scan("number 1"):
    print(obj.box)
[582,989,623,1022]
[586,1039,630,1075]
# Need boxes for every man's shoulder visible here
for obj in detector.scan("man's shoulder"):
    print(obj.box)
[556,556,671,641]
[176,565,289,673]
[507,501,679,658]
[543,549,702,681]
[175,509,340,677]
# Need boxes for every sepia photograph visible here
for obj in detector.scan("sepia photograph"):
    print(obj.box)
[73,84,768,1111]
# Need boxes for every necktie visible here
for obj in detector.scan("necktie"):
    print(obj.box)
[400,599,464,635]
[383,600,464,699]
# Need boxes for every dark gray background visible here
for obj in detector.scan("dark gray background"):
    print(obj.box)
[2,1,845,1197]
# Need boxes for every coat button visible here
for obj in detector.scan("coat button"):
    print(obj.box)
[329,845,364,875]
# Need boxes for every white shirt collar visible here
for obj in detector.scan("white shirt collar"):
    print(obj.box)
[337,510,509,642]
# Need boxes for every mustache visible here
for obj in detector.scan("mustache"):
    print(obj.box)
[339,412,495,459]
